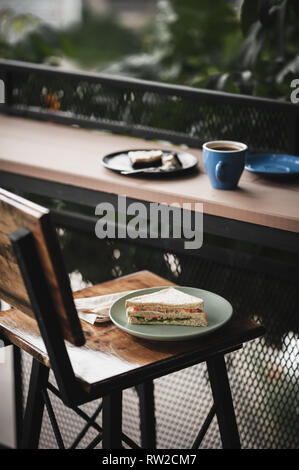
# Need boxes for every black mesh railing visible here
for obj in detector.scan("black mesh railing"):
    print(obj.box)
[0,59,298,154]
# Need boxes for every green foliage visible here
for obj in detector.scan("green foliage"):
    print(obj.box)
[1,1,298,99]
[105,0,243,87]
[0,9,62,62]
[236,0,299,98]
[57,7,141,69]
[190,0,299,98]
[151,0,243,84]
[107,0,299,99]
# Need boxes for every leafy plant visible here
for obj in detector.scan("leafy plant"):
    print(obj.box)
[106,0,299,99]
[171,0,299,98]
[1,1,298,99]
[57,7,142,69]
[105,0,243,86]
[236,0,299,98]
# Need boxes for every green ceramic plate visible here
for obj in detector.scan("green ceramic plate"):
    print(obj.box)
[109,286,233,341]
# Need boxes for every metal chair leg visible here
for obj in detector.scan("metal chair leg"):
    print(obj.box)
[21,359,49,449]
[136,380,156,449]
[12,346,23,449]
[207,354,241,449]
[102,390,122,449]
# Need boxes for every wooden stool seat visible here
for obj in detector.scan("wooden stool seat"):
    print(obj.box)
[0,270,263,397]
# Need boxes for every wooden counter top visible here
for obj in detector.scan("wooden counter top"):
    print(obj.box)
[0,115,298,233]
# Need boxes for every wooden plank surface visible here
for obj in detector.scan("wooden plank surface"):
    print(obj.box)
[0,116,298,232]
[0,188,84,346]
[0,271,264,390]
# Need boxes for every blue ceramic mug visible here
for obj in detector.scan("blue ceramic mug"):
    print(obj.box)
[203,140,247,189]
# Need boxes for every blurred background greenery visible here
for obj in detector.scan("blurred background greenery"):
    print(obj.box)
[1,0,298,100]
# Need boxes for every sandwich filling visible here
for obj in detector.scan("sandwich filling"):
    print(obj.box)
[128,306,202,313]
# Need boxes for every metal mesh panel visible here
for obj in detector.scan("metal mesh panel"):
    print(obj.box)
[4,67,292,154]
[20,234,299,449]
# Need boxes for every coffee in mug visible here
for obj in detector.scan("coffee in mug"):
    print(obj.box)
[202,140,247,190]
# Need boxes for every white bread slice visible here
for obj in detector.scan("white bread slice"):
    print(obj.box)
[125,287,204,310]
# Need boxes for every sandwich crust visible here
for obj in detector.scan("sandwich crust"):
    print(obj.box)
[125,287,204,310]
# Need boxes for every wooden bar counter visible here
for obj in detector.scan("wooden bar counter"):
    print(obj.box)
[0,115,298,235]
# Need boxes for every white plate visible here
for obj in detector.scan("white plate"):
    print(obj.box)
[110,286,233,341]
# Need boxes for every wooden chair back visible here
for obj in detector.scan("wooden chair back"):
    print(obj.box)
[0,188,85,346]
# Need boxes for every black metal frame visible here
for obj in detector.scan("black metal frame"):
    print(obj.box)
[136,381,156,449]
[12,345,23,449]
[21,360,141,449]
[18,355,243,450]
